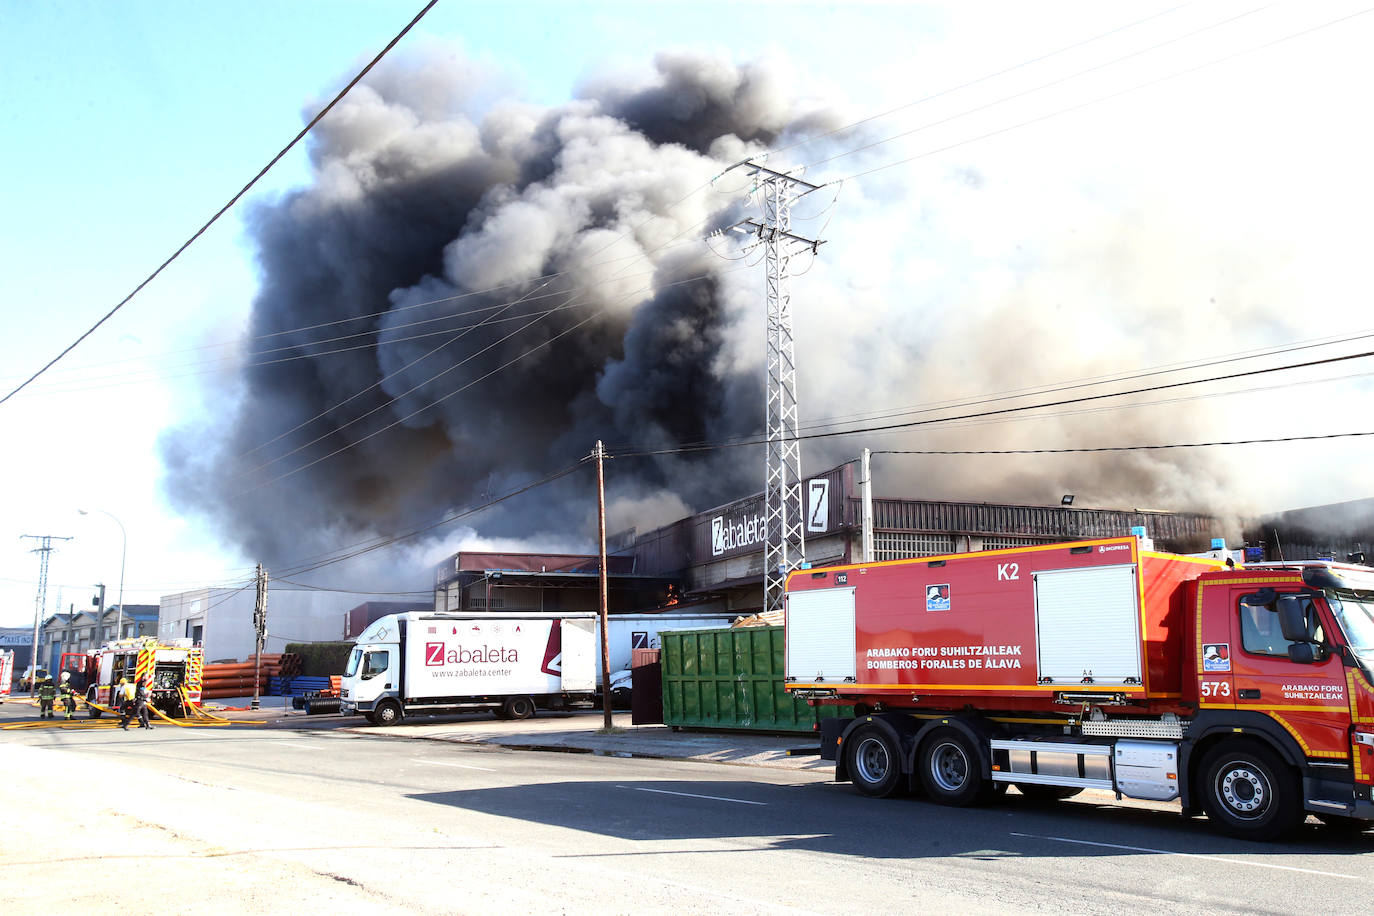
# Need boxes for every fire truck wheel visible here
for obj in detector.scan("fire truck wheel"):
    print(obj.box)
[503,696,536,720]
[919,728,987,806]
[1200,742,1302,840]
[1014,784,1084,801]
[846,726,904,798]
[373,700,403,727]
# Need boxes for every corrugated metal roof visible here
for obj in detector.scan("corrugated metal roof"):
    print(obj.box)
[865,498,1218,543]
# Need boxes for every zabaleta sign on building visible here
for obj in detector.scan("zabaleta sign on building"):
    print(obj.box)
[695,466,848,563]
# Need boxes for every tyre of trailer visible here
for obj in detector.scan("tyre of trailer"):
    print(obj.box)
[845,725,905,798]
[918,727,990,806]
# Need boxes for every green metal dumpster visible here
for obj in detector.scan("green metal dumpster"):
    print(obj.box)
[660,625,852,734]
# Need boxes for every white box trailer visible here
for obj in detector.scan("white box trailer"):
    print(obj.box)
[340,611,596,726]
[0,650,12,702]
[595,612,737,685]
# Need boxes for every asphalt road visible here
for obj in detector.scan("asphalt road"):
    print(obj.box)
[3,704,1373,914]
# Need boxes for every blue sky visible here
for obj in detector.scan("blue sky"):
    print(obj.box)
[4,1,1373,628]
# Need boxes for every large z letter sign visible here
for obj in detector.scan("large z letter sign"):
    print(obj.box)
[807,478,829,533]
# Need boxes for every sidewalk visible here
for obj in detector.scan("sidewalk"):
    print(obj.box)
[206,698,832,772]
[354,710,833,771]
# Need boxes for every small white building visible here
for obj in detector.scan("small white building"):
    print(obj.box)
[159,586,377,662]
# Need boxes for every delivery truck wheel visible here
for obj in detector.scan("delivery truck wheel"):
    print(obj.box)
[846,726,904,798]
[373,700,403,727]
[919,728,988,806]
[1199,742,1302,841]
[502,696,536,720]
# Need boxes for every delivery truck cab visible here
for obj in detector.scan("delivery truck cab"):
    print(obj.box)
[341,611,597,726]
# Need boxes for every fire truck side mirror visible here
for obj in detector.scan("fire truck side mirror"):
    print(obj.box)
[1276,596,1311,643]
[1287,642,1327,665]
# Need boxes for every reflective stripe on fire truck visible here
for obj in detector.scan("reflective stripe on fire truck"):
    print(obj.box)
[1194,575,1299,677]
[135,643,156,687]
[184,648,204,701]
[1267,712,1348,760]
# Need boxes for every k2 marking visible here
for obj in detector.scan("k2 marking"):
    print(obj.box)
[998,563,1020,581]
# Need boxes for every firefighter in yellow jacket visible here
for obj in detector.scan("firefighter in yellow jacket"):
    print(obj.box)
[117,678,137,730]
[58,674,77,720]
[37,675,57,719]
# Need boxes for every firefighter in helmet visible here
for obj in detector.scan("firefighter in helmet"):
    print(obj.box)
[58,672,77,720]
[134,679,153,730]
[37,675,57,719]
[117,677,137,730]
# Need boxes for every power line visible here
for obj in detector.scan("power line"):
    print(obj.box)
[188,5,1242,450]
[790,330,1374,437]
[828,5,1374,186]
[233,259,743,490]
[760,2,1198,163]
[0,0,439,408]
[874,431,1374,456]
[892,367,1374,435]
[0,236,717,391]
[275,458,591,579]
[804,3,1272,174]
[606,348,1374,458]
[270,578,432,596]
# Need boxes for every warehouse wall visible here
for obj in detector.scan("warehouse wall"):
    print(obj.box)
[159,587,380,663]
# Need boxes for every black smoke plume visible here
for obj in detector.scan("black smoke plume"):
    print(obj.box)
[161,50,840,570]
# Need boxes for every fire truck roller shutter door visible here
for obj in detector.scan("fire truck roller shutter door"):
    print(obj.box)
[1034,564,1143,685]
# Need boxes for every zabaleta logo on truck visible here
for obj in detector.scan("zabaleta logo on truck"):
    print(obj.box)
[425,643,518,665]
[423,621,564,676]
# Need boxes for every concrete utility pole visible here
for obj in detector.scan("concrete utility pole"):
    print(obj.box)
[727,160,826,615]
[860,448,876,563]
[593,441,612,730]
[22,534,72,694]
[252,564,268,710]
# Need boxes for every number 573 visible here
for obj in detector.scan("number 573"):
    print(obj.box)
[1201,680,1231,698]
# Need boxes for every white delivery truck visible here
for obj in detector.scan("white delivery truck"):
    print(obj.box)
[340,611,597,726]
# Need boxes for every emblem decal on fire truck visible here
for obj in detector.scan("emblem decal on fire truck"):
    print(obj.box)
[1202,643,1230,672]
[926,584,951,612]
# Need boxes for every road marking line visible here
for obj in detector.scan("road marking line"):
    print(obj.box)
[1009,832,1364,880]
[276,742,325,750]
[417,759,497,772]
[620,786,766,806]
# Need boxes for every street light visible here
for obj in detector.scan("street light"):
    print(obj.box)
[79,509,126,643]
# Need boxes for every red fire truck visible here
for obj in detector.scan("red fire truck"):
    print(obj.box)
[784,532,1374,840]
[0,650,13,702]
[64,637,204,718]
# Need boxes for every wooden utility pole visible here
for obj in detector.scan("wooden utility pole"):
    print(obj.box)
[252,564,268,710]
[595,440,612,729]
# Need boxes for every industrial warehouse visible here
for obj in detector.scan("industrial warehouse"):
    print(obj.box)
[21,460,1368,674]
